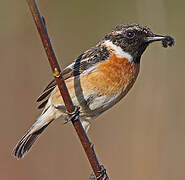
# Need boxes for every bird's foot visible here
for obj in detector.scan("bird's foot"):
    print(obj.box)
[89,165,109,180]
[64,106,80,124]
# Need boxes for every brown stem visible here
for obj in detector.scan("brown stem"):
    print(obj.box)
[26,0,106,179]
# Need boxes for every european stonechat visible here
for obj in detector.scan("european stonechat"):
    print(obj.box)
[13,24,174,159]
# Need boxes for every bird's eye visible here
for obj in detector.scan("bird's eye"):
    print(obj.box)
[126,31,135,39]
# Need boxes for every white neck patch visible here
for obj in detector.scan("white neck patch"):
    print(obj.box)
[104,40,133,62]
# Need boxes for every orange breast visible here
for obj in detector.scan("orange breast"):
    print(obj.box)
[82,53,140,95]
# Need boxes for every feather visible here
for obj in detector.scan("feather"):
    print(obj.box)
[36,46,110,109]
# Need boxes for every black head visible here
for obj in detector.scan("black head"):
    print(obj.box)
[104,24,174,63]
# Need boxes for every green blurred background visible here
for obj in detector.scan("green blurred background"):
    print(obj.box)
[1,0,185,179]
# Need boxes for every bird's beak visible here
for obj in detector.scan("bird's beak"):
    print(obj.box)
[145,34,166,42]
[145,34,175,48]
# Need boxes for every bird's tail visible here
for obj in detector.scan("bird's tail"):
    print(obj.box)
[13,105,57,159]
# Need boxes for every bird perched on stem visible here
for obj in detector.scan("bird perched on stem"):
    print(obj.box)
[13,24,174,159]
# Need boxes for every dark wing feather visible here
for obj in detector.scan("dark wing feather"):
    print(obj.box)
[37,44,110,109]
[37,53,84,108]
[43,79,56,92]
[37,99,49,109]
[37,86,55,102]
[36,67,74,103]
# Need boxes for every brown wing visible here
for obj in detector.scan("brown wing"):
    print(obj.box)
[37,44,110,109]
[37,53,83,109]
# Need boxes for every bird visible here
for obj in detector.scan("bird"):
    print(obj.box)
[13,23,174,159]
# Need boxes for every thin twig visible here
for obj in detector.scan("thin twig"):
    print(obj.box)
[26,0,106,179]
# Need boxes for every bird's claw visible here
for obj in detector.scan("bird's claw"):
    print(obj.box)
[89,165,109,180]
[64,106,80,124]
